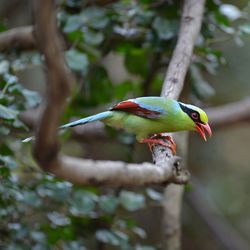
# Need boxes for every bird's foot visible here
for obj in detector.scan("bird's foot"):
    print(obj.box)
[140,133,176,155]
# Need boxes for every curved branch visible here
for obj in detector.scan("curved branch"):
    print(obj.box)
[33,0,72,170]
[0,26,35,51]
[206,97,250,128]
[52,155,188,186]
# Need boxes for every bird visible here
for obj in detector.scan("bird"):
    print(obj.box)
[59,96,212,154]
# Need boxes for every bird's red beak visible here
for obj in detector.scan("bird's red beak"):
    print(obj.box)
[195,123,212,141]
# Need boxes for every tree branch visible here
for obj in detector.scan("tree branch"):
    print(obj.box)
[50,155,187,186]
[206,97,250,128]
[161,132,189,250]
[33,0,72,171]
[156,0,205,249]
[0,26,35,51]
[161,0,205,99]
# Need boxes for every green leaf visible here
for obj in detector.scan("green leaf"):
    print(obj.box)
[63,241,87,250]
[219,4,241,21]
[239,23,250,34]
[99,195,118,213]
[146,188,162,201]
[113,229,129,242]
[44,224,75,244]
[37,181,72,201]
[63,15,82,33]
[119,191,145,211]
[0,144,13,156]
[66,30,83,43]
[22,89,41,108]
[184,183,193,192]
[125,48,148,76]
[30,231,46,243]
[81,66,113,106]
[0,156,18,169]
[70,190,97,216]
[96,229,120,246]
[65,49,89,73]
[0,21,6,32]
[133,227,146,239]
[0,104,18,120]
[114,81,140,100]
[152,17,178,40]
[0,60,10,74]
[21,191,41,207]
[13,119,26,129]
[65,0,82,9]
[213,11,231,27]
[47,212,71,226]
[3,73,18,85]
[84,30,104,46]
[80,7,109,29]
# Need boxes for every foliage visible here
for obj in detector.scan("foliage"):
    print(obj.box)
[1,0,250,249]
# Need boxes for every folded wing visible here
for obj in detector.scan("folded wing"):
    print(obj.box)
[110,98,165,119]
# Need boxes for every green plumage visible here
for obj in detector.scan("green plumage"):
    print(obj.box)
[61,97,203,141]
[103,97,195,141]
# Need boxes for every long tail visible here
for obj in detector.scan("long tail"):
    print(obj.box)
[23,111,112,143]
[60,111,112,129]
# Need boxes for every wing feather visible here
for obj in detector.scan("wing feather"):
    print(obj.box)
[110,99,163,119]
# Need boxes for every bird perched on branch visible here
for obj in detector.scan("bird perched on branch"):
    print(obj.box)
[60,97,212,154]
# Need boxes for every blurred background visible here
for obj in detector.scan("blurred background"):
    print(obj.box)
[0,0,250,249]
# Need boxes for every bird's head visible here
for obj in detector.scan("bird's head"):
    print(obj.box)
[178,102,212,141]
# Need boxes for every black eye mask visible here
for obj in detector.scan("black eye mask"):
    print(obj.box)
[178,103,204,124]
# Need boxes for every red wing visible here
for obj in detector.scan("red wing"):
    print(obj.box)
[110,100,161,119]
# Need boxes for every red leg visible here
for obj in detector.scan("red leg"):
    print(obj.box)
[140,134,176,155]
[150,133,176,150]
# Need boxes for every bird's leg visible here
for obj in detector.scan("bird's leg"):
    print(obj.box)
[139,133,176,155]
[154,133,176,151]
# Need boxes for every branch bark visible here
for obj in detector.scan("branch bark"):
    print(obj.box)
[33,0,72,171]
[156,0,205,249]
[50,156,187,186]
[206,97,250,128]
[0,26,35,51]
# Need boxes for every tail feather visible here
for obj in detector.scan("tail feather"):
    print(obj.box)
[59,111,112,129]
[22,111,112,143]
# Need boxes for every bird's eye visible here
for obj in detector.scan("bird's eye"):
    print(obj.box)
[191,112,198,120]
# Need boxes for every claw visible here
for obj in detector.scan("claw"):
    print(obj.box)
[139,133,177,155]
